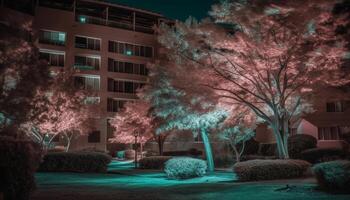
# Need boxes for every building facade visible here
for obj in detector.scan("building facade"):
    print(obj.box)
[1,0,166,152]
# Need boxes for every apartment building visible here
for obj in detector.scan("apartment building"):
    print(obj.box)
[0,0,166,152]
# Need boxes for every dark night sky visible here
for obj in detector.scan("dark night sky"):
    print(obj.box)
[106,0,219,21]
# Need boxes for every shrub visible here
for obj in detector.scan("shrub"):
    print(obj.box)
[288,134,317,159]
[233,159,311,181]
[38,152,112,173]
[301,148,346,164]
[313,160,350,193]
[241,155,277,161]
[241,138,260,155]
[124,149,136,159]
[163,148,202,157]
[0,135,42,200]
[139,156,172,169]
[259,143,277,156]
[164,157,207,179]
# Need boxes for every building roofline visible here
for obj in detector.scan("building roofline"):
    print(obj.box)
[83,0,164,17]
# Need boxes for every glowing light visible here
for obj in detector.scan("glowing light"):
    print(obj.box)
[79,16,86,23]
[125,50,132,56]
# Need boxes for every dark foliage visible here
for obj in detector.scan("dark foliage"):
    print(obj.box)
[0,135,42,200]
[241,138,260,155]
[38,152,112,173]
[301,148,347,164]
[288,134,317,159]
[233,159,311,181]
[139,156,172,169]
[259,143,277,156]
[313,160,350,193]
[163,148,202,157]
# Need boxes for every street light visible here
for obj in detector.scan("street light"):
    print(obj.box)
[133,130,139,169]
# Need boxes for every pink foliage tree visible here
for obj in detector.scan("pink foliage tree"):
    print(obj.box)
[157,0,350,158]
[24,71,94,151]
[109,101,154,158]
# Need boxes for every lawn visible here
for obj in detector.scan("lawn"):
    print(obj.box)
[31,161,350,200]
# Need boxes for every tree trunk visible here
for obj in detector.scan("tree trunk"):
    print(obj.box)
[200,128,214,172]
[157,135,164,156]
[140,142,143,159]
[232,145,240,163]
[65,134,72,152]
[272,124,289,159]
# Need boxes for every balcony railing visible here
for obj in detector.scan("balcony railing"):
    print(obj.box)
[75,15,154,34]
[39,38,65,46]
[74,64,99,71]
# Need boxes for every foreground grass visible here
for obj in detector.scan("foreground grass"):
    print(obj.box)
[31,161,350,200]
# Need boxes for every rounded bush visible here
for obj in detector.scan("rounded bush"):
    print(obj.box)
[288,134,317,159]
[139,156,172,169]
[164,157,207,179]
[313,160,350,193]
[233,159,311,181]
[38,152,112,173]
[301,148,346,164]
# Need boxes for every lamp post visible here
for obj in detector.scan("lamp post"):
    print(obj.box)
[133,130,139,169]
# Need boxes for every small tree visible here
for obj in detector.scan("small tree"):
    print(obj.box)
[219,125,255,163]
[109,101,154,159]
[24,71,94,151]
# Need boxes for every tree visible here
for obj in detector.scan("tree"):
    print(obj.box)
[218,106,256,162]
[23,71,94,151]
[0,17,50,131]
[109,101,154,159]
[144,72,227,172]
[157,0,350,159]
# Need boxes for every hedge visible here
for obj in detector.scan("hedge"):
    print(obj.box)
[139,156,172,169]
[313,160,350,193]
[0,135,42,200]
[233,159,311,181]
[38,152,112,173]
[301,148,347,164]
[288,134,317,159]
[163,148,202,157]
[164,157,207,179]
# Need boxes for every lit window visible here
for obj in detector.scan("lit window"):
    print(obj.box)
[39,30,66,46]
[80,16,86,23]
[326,101,344,112]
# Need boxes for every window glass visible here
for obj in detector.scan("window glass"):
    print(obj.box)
[88,131,100,143]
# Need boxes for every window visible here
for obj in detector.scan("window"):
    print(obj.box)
[84,97,100,105]
[75,36,100,50]
[88,131,100,143]
[74,55,100,70]
[108,58,148,75]
[107,98,127,112]
[108,41,153,58]
[74,76,100,91]
[39,50,65,67]
[107,119,116,139]
[39,30,66,46]
[107,78,145,93]
[318,127,340,140]
[326,101,344,112]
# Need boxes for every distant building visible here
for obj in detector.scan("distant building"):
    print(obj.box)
[1,0,167,152]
